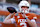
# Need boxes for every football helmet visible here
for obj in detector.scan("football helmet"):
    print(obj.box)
[18,1,30,13]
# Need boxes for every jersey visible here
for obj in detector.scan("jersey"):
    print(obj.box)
[11,13,37,27]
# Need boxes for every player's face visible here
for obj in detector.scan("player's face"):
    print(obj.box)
[21,6,29,13]
[21,6,28,9]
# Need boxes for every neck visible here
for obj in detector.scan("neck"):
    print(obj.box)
[21,13,25,18]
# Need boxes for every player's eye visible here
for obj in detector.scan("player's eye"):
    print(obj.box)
[21,6,29,9]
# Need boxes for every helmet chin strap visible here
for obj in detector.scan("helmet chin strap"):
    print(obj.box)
[25,10,29,13]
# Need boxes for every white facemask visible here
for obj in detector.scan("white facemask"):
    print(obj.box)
[21,8,29,13]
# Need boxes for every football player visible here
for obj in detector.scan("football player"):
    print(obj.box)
[3,1,37,27]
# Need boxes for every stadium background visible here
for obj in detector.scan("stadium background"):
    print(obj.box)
[0,0,40,27]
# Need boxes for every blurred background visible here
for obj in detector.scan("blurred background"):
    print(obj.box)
[0,0,40,27]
